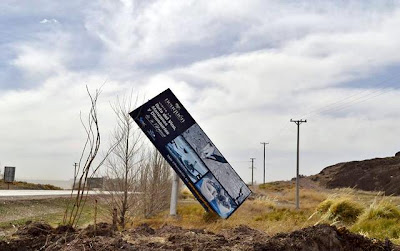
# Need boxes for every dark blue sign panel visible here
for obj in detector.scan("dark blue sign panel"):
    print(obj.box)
[130,89,251,218]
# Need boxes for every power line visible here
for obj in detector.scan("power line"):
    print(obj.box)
[269,86,397,144]
[299,70,400,119]
[312,88,394,116]
[304,88,389,117]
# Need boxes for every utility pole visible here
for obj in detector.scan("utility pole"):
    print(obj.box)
[250,158,256,185]
[73,163,78,190]
[260,142,269,184]
[290,119,307,209]
[73,162,78,176]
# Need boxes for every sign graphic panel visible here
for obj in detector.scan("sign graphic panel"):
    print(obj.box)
[130,89,251,218]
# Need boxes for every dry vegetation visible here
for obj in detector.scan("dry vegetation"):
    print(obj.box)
[0,179,62,190]
[128,180,400,244]
[1,180,400,246]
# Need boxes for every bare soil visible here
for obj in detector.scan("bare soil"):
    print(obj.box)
[0,221,398,251]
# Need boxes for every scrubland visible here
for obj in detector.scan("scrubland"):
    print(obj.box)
[1,180,400,245]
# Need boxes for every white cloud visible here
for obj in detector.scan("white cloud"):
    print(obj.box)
[1,0,400,183]
[40,18,59,24]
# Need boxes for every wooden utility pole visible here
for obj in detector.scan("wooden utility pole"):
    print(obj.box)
[260,142,269,184]
[250,158,256,185]
[73,162,78,176]
[290,119,307,209]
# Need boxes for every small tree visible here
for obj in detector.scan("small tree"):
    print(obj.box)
[140,148,172,218]
[102,94,143,228]
[63,86,118,227]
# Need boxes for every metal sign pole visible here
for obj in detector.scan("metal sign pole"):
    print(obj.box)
[170,171,179,216]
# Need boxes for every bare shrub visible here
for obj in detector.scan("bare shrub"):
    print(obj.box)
[63,86,118,227]
[101,94,143,228]
[139,148,172,218]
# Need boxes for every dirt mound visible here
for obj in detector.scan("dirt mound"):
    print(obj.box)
[311,156,400,195]
[0,222,398,251]
[230,225,265,237]
[130,223,156,236]
[83,222,115,237]
[15,222,53,237]
[255,224,397,251]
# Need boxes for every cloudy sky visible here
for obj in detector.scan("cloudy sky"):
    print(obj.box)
[1,0,400,184]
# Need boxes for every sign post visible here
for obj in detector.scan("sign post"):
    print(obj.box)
[169,171,179,216]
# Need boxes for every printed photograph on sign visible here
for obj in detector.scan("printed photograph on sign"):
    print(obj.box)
[165,135,208,183]
[182,124,251,205]
[195,172,237,219]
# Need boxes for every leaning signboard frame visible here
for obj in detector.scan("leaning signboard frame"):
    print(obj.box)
[130,89,251,219]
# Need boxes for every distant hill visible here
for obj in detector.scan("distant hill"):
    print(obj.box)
[310,155,400,195]
[0,179,63,190]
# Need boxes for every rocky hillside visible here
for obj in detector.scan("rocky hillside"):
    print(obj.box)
[311,155,400,195]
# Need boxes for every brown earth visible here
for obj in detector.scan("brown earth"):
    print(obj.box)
[310,156,400,195]
[0,221,398,251]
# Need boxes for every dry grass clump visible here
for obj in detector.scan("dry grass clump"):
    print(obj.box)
[316,199,333,213]
[358,199,400,221]
[179,188,195,200]
[315,198,363,224]
[351,199,400,243]
[330,199,363,223]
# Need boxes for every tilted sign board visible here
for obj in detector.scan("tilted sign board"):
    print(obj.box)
[130,89,251,218]
[4,166,16,183]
